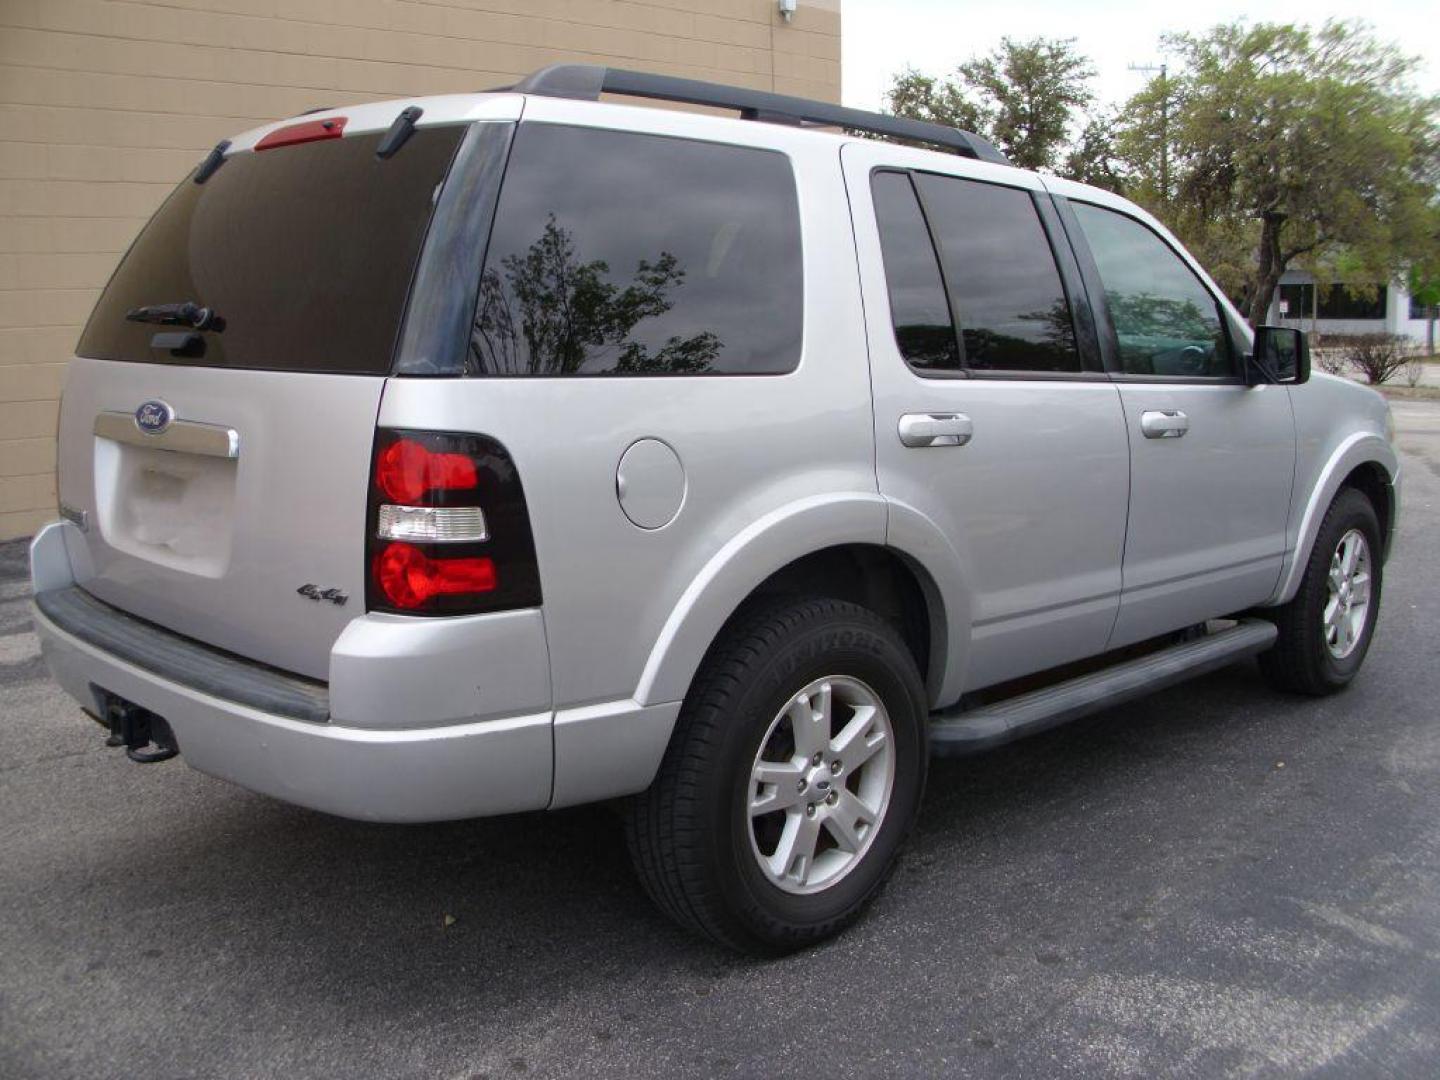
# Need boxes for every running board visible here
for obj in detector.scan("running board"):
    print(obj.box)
[929,619,1278,756]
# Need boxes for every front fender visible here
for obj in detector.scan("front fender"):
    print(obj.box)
[1269,431,1398,605]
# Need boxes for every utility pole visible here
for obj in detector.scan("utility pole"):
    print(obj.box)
[1128,61,1168,204]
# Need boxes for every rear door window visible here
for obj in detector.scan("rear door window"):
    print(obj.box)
[469,124,803,376]
[870,171,960,372]
[77,127,465,374]
[912,173,1082,374]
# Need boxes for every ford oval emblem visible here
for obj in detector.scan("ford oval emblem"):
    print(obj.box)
[134,400,173,435]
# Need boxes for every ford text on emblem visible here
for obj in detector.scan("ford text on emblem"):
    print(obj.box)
[134,400,174,435]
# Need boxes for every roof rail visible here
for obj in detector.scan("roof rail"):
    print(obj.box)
[501,64,1011,166]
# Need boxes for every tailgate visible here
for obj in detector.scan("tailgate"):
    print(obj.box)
[58,359,382,680]
[52,117,478,680]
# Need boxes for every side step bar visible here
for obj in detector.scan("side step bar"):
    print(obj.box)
[929,619,1278,756]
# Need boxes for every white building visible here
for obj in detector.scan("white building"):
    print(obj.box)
[1267,269,1436,346]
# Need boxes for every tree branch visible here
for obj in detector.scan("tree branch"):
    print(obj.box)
[1281,238,1327,263]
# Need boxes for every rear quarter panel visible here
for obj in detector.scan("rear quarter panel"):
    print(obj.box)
[378,98,881,714]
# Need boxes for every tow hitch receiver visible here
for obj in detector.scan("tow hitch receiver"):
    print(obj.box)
[103,696,179,764]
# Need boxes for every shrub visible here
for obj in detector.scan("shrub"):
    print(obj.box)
[1336,333,1411,385]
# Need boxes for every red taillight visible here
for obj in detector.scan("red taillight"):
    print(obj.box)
[367,429,540,616]
[375,438,479,503]
[374,542,497,609]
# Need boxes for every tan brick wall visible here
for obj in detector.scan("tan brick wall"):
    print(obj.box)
[0,0,840,540]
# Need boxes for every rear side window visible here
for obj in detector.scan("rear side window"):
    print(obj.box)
[912,174,1081,374]
[1070,201,1236,378]
[871,171,960,372]
[469,124,802,376]
[77,127,466,374]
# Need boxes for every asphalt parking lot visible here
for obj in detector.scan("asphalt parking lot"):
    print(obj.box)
[3,400,1439,1079]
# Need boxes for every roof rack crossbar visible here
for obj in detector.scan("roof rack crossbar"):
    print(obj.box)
[503,64,1011,166]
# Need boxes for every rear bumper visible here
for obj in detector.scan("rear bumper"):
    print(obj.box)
[29,521,552,823]
[34,598,553,823]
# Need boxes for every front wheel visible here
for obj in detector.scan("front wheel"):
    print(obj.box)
[625,597,928,954]
[1258,487,1383,695]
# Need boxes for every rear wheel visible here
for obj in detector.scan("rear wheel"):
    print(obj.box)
[1258,487,1383,695]
[625,597,927,954]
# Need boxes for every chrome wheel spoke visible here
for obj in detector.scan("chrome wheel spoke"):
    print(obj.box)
[1323,528,1373,661]
[1349,571,1371,606]
[1337,535,1353,578]
[831,704,885,772]
[1328,556,1346,595]
[750,761,806,817]
[768,808,823,885]
[1323,595,1342,633]
[788,683,832,758]
[823,789,874,854]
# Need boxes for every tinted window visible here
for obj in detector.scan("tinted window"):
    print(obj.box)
[1280,282,1388,320]
[871,171,959,371]
[914,174,1080,374]
[470,124,802,376]
[77,128,465,373]
[1276,284,1308,319]
[1072,202,1235,378]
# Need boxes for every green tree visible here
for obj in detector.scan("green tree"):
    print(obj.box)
[885,37,1094,171]
[1408,206,1440,353]
[1125,21,1440,327]
[1063,110,1127,193]
[962,37,1095,171]
[883,68,983,136]
[1410,267,1440,354]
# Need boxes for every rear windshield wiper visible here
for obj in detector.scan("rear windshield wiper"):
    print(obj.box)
[125,301,223,332]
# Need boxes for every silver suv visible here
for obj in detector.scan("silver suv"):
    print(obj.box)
[30,66,1400,954]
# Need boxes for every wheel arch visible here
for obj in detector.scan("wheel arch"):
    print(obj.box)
[1341,460,1395,561]
[722,543,947,704]
[633,495,971,711]
[1270,432,1398,606]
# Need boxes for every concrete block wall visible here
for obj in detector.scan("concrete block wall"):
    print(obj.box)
[0,0,841,540]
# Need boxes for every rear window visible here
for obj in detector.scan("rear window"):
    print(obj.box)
[469,124,803,376]
[76,127,465,374]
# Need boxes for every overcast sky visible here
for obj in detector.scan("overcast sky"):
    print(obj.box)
[841,0,1440,114]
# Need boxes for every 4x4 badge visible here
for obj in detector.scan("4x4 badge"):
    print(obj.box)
[296,584,348,606]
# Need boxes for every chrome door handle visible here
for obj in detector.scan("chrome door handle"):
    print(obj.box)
[1140,410,1189,439]
[898,412,973,448]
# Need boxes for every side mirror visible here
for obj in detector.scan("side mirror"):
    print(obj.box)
[1248,325,1310,386]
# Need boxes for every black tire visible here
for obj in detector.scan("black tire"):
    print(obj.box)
[1257,487,1383,695]
[625,596,928,955]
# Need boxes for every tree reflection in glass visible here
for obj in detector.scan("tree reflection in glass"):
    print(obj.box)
[1107,292,1223,375]
[471,215,722,376]
[963,297,1079,372]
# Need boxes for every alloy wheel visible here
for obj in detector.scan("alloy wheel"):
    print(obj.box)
[747,676,896,895]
